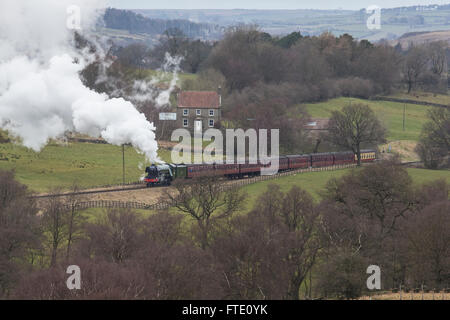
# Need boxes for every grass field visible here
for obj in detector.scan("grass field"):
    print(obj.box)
[304,97,436,141]
[0,141,173,192]
[79,207,155,223]
[131,68,198,88]
[239,167,450,210]
[0,139,225,192]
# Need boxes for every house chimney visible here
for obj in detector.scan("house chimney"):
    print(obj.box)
[218,86,222,107]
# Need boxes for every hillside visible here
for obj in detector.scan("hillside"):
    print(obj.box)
[305,97,437,141]
[304,95,450,162]
[392,30,450,49]
[133,5,450,41]
[100,8,222,46]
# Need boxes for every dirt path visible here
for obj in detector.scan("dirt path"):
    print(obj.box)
[82,186,170,204]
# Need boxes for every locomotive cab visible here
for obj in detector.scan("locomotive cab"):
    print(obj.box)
[145,164,173,187]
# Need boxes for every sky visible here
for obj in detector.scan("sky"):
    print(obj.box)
[107,0,450,10]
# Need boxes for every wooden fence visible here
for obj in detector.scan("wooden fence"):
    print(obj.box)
[370,96,449,108]
[62,200,171,211]
[360,286,450,300]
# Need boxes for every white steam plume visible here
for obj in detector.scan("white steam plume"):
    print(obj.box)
[110,53,182,107]
[0,0,160,162]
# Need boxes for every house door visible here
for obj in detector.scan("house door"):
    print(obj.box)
[195,120,202,133]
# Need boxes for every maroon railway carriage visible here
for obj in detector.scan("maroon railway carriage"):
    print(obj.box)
[239,160,262,177]
[278,156,289,171]
[311,153,334,168]
[287,155,311,169]
[259,156,289,174]
[181,150,376,180]
[214,163,240,178]
[186,164,215,178]
[333,151,355,165]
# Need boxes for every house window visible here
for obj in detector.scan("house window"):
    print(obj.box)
[209,109,215,117]
[183,119,188,127]
[196,109,201,116]
[183,109,189,116]
[209,119,214,127]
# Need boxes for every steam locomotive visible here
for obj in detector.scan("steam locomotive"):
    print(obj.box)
[144,150,376,188]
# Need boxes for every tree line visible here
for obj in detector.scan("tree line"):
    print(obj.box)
[0,161,448,300]
[113,27,448,96]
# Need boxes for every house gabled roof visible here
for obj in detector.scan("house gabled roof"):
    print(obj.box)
[178,91,221,109]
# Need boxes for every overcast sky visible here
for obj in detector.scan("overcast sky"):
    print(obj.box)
[107,0,450,10]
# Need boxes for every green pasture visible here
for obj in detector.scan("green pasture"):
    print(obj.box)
[0,141,171,193]
[239,167,450,210]
[304,97,438,141]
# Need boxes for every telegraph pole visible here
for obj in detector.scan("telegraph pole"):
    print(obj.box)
[122,144,125,185]
[403,104,406,131]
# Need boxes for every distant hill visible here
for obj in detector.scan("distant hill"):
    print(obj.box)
[100,5,450,45]
[101,8,222,46]
[132,5,450,41]
[393,30,450,49]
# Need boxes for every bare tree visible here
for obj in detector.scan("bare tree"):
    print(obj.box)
[0,170,40,296]
[318,161,423,293]
[116,43,150,70]
[315,250,368,300]
[279,186,322,299]
[415,107,450,169]
[41,190,67,267]
[166,176,246,249]
[182,40,213,73]
[403,46,429,93]
[212,185,321,300]
[208,26,266,91]
[83,209,142,263]
[161,28,188,57]
[321,160,415,247]
[325,103,386,165]
[402,200,450,288]
[428,42,447,77]
[65,184,85,260]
